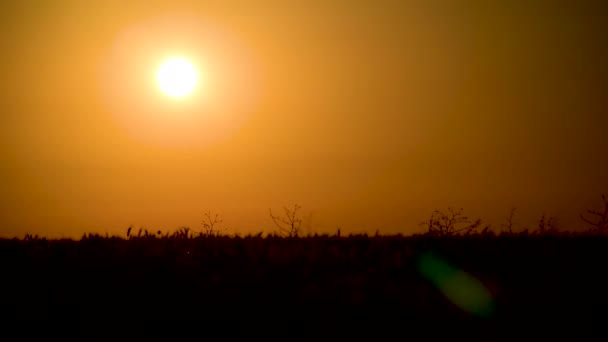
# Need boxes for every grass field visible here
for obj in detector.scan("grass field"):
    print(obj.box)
[1,231,608,337]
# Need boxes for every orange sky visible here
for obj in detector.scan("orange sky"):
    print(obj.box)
[1,1,607,237]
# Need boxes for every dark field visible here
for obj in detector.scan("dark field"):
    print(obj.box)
[2,232,608,337]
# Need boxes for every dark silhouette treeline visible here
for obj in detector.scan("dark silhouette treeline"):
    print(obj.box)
[1,231,608,337]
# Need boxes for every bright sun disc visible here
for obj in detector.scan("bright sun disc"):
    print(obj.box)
[157,58,199,98]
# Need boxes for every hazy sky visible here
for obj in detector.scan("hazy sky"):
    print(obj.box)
[1,1,607,237]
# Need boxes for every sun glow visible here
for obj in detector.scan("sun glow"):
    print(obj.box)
[157,57,199,98]
[102,14,259,147]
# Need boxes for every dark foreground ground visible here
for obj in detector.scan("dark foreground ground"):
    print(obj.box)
[1,232,608,338]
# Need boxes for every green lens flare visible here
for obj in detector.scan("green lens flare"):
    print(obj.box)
[418,251,495,317]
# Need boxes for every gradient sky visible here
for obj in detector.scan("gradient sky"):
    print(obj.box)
[1,1,607,237]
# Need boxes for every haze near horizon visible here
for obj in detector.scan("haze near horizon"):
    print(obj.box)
[1,1,606,238]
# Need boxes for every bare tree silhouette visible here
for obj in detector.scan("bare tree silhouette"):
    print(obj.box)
[201,211,224,236]
[580,194,608,232]
[269,204,303,237]
[422,207,481,236]
[501,207,518,234]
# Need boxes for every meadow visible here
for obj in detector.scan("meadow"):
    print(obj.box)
[2,228,608,337]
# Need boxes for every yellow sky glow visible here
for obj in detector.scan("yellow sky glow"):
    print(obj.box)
[0,2,606,238]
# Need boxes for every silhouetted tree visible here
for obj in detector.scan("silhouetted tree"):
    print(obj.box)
[501,207,518,234]
[201,211,223,236]
[269,204,303,237]
[580,194,608,232]
[422,207,481,236]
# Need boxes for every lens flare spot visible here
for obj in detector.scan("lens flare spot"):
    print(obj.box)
[418,251,495,317]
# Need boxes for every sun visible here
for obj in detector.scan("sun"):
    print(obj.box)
[157,57,199,98]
